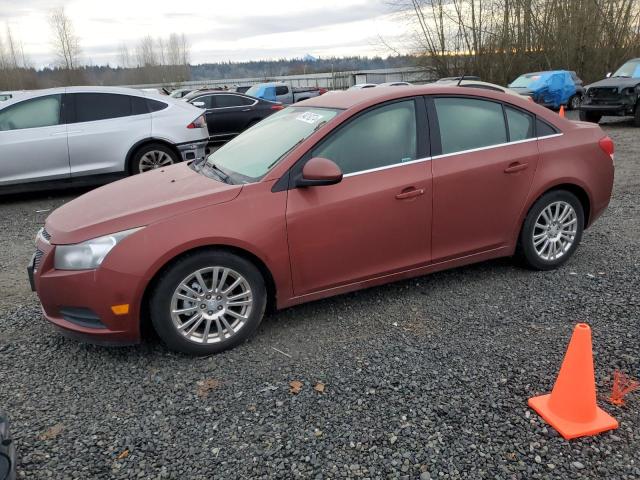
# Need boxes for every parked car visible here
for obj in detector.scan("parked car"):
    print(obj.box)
[185,90,284,143]
[245,82,327,104]
[29,85,614,355]
[233,86,251,94]
[436,76,481,82]
[0,86,209,193]
[348,83,378,90]
[378,82,412,87]
[508,71,576,109]
[434,79,523,96]
[579,58,640,126]
[169,88,197,99]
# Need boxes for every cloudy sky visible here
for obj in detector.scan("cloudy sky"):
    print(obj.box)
[1,0,410,68]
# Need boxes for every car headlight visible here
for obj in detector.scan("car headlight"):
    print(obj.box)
[54,227,143,270]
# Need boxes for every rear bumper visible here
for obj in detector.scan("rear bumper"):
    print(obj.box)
[29,244,143,345]
[176,138,208,162]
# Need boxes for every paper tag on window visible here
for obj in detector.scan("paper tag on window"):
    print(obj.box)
[296,112,323,124]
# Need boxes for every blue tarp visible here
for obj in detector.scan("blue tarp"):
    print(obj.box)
[510,71,576,108]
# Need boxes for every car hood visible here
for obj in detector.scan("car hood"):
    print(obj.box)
[46,163,242,244]
[586,77,640,90]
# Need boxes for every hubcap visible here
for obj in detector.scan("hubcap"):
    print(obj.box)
[139,150,174,172]
[532,201,578,261]
[170,267,253,345]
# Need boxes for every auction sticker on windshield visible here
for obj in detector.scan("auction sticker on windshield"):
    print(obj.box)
[296,112,324,124]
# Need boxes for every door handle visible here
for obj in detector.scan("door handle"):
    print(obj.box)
[395,188,425,200]
[50,131,66,136]
[67,130,83,135]
[242,108,251,112]
[504,162,528,173]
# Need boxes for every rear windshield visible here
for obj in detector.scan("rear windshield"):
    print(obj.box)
[205,107,341,182]
[510,74,542,88]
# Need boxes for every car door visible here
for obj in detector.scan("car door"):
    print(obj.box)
[207,94,257,138]
[285,98,432,296]
[428,96,539,262]
[0,93,69,186]
[66,92,151,176]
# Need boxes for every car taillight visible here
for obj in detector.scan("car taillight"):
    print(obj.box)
[271,104,285,111]
[187,114,206,129]
[598,135,614,161]
[318,88,328,95]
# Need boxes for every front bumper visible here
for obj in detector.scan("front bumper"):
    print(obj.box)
[176,138,208,162]
[579,104,628,113]
[28,242,143,345]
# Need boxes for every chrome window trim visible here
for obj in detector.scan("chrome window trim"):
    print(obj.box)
[343,157,431,178]
[341,133,563,178]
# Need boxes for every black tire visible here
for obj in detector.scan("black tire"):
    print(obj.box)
[150,250,267,355]
[568,94,582,111]
[516,190,584,271]
[634,104,640,128]
[130,143,179,175]
[578,110,602,124]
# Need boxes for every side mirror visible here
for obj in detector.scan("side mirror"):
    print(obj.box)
[297,157,343,187]
[192,101,206,108]
[606,72,612,78]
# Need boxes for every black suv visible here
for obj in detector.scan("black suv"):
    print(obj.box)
[579,58,640,126]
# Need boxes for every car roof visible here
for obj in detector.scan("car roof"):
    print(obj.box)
[299,84,543,111]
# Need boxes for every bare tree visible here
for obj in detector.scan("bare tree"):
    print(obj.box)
[0,25,36,90]
[49,7,81,70]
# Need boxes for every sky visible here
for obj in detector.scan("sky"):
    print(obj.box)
[0,0,410,68]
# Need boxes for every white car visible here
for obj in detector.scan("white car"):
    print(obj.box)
[0,86,209,193]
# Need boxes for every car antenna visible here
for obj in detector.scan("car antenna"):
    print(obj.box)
[456,75,465,87]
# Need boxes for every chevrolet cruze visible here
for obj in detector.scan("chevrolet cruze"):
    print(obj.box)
[29,85,615,355]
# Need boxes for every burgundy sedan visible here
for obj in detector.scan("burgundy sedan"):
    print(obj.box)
[29,85,615,355]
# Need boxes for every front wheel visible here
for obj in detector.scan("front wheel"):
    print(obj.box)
[150,250,267,355]
[516,190,584,271]
[578,110,602,124]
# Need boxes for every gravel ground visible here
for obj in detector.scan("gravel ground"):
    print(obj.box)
[0,113,638,479]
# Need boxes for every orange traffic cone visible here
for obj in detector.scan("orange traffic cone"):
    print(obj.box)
[528,323,618,440]
[559,105,565,117]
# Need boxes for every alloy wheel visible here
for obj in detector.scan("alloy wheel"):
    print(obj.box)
[170,267,253,345]
[139,150,174,172]
[532,201,578,261]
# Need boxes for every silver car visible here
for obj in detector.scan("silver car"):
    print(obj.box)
[0,86,209,193]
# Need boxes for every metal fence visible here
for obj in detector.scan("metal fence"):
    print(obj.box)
[125,66,437,91]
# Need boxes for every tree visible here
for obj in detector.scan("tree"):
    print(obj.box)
[49,7,81,70]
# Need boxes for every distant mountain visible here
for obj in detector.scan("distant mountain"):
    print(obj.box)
[302,54,318,62]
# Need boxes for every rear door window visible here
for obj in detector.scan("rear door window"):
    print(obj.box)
[214,95,254,108]
[72,93,147,122]
[433,97,507,154]
[0,95,62,131]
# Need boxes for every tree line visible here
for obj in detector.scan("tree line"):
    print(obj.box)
[400,0,640,84]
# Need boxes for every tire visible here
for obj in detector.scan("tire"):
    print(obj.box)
[634,104,640,128]
[516,190,584,271]
[578,110,602,124]
[150,250,267,355]
[131,143,179,175]
[568,94,582,111]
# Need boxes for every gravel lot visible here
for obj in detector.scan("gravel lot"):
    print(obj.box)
[1,113,638,479]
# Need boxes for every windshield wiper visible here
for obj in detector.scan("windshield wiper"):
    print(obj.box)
[203,162,233,184]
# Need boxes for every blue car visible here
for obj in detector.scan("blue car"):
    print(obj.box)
[509,70,577,109]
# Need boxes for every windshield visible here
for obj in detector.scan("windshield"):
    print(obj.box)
[203,106,341,183]
[612,59,640,78]
[509,74,541,88]
[244,85,261,97]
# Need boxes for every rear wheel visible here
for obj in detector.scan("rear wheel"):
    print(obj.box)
[131,143,178,174]
[517,190,584,271]
[578,110,602,124]
[150,250,267,355]
[634,104,640,127]
[568,94,582,110]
